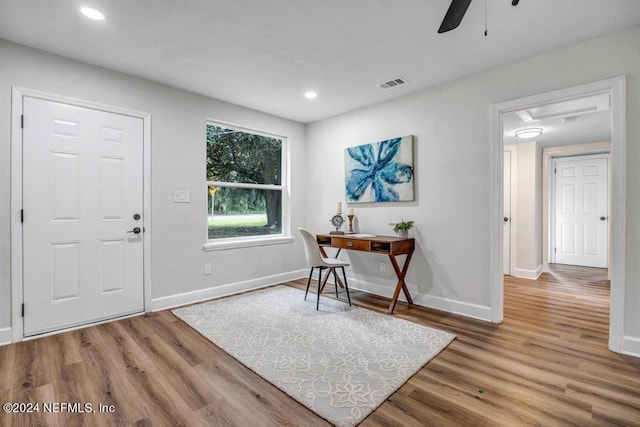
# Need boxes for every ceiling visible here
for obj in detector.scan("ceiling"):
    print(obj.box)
[1,1,639,124]
[503,93,612,148]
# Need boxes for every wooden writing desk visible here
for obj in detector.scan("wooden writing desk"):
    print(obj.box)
[316,234,415,314]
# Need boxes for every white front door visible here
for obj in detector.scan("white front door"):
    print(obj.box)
[553,155,608,268]
[503,150,511,275]
[22,96,144,336]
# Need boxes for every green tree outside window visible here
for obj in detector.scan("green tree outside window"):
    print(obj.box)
[206,124,284,239]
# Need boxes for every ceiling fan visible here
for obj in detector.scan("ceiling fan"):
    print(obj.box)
[438,0,520,34]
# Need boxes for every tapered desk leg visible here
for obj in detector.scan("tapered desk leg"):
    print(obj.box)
[318,267,331,294]
[319,268,346,296]
[319,246,345,289]
[387,251,414,314]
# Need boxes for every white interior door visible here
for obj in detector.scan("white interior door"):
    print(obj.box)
[553,155,608,268]
[503,150,511,275]
[22,96,144,336]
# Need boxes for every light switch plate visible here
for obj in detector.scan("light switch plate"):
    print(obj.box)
[173,190,191,203]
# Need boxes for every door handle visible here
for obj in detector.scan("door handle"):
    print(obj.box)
[504,217,509,222]
[127,227,142,234]
[600,216,607,221]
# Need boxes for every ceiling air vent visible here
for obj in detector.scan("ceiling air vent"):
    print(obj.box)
[378,76,408,90]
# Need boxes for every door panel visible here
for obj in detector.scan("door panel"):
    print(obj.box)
[560,224,576,254]
[100,239,125,293]
[554,156,608,268]
[561,183,575,214]
[51,242,80,301]
[22,97,144,336]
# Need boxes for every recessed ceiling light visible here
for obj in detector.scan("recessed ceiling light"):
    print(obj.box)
[80,7,105,21]
[515,128,543,139]
[304,91,318,100]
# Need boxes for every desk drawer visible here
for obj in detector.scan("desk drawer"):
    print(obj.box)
[332,237,370,251]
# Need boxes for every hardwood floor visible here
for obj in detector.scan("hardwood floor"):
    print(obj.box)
[1,264,639,426]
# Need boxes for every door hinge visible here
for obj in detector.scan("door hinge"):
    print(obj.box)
[554,248,557,253]
[21,114,24,129]
[20,209,24,223]
[554,168,557,173]
[21,303,24,317]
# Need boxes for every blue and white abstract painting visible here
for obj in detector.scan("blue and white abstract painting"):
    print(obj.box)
[345,135,414,203]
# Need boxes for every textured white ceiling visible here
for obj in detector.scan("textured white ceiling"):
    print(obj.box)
[1,0,639,123]
[503,93,612,148]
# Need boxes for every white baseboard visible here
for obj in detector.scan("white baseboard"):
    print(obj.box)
[348,277,492,322]
[151,270,493,323]
[622,335,640,358]
[513,265,543,280]
[0,327,12,346]
[151,269,308,312]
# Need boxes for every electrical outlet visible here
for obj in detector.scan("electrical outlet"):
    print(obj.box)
[204,262,212,275]
[379,262,386,273]
[174,190,191,203]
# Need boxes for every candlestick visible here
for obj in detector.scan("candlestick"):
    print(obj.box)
[337,202,343,213]
[347,214,355,233]
[347,208,354,216]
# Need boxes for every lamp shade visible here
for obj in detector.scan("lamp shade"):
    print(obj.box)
[515,128,543,139]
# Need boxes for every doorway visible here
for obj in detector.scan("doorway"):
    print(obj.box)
[490,77,626,353]
[11,88,152,341]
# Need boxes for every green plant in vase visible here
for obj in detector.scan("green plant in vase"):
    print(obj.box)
[390,219,414,238]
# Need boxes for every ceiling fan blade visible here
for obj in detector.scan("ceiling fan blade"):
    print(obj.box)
[438,0,472,33]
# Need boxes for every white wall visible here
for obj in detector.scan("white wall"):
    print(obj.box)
[305,26,640,336]
[511,141,543,279]
[2,25,640,347]
[0,40,308,331]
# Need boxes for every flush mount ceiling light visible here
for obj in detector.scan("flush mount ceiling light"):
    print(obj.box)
[80,7,105,20]
[304,91,318,100]
[514,128,543,139]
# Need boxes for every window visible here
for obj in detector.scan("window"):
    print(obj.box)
[205,123,288,247]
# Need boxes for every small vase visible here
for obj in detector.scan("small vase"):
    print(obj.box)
[398,230,409,239]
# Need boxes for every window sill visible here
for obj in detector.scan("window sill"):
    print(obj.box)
[203,236,294,251]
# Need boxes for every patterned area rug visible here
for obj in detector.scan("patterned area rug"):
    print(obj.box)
[172,285,455,426]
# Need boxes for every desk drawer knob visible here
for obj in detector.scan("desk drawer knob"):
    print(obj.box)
[346,241,353,247]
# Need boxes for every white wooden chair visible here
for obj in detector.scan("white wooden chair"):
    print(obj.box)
[298,228,352,310]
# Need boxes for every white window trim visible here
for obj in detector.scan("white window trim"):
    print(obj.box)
[203,236,294,251]
[209,181,283,191]
[204,121,291,250]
